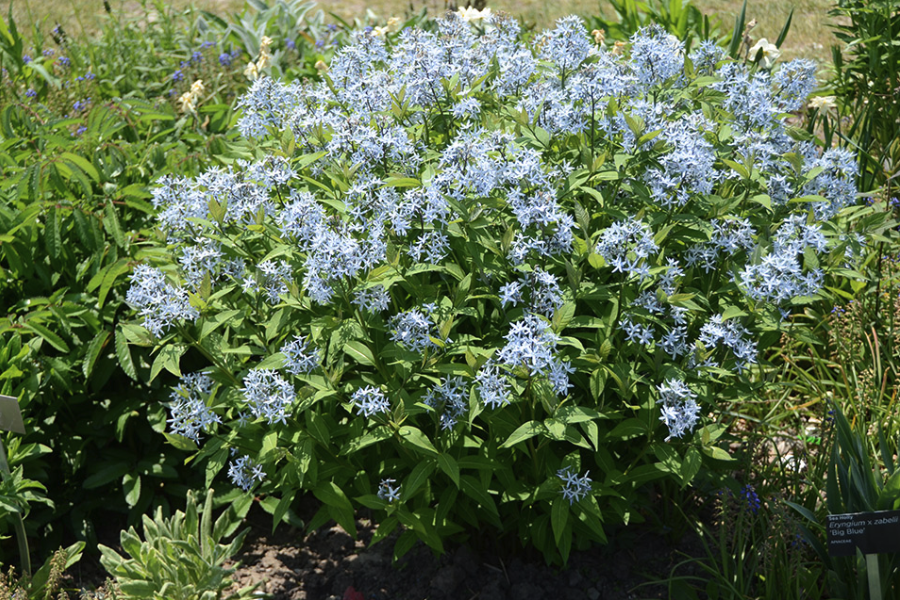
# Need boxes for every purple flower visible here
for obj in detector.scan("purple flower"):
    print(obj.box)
[286,39,296,50]
[219,53,232,67]
[173,69,184,82]
[25,88,36,98]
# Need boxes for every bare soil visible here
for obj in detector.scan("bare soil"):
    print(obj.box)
[225,502,706,600]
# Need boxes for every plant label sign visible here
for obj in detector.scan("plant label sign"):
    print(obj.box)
[0,395,25,434]
[827,510,900,557]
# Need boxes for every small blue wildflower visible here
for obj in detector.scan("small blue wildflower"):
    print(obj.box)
[241,369,295,425]
[228,455,265,491]
[23,55,32,63]
[219,53,232,67]
[43,48,54,57]
[377,478,400,503]
[557,467,592,505]
[280,334,321,375]
[286,39,296,50]
[25,88,36,98]
[173,69,184,82]
[167,372,220,442]
[657,379,700,441]
[73,97,91,112]
[740,484,761,514]
[200,40,215,49]
[192,51,203,63]
[315,40,324,49]
[351,386,390,417]
[75,126,87,136]
[423,376,468,430]
[58,56,70,68]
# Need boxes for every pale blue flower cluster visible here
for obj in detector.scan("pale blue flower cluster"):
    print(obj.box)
[126,265,199,337]
[557,466,592,504]
[390,308,440,354]
[351,386,390,418]
[377,478,400,503]
[281,335,321,375]
[475,360,512,409]
[656,379,700,441]
[353,285,391,314]
[241,369,295,425]
[228,454,265,491]
[167,372,220,442]
[596,218,659,280]
[498,314,573,396]
[697,315,758,373]
[424,376,469,430]
[737,215,827,306]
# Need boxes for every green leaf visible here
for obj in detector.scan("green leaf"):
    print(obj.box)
[44,206,61,260]
[272,493,295,534]
[82,330,110,379]
[150,344,186,382]
[104,201,126,248]
[681,446,702,487]
[460,475,499,518]
[500,420,546,448]
[98,259,131,308]
[607,418,646,441]
[554,405,603,424]
[164,433,197,452]
[115,327,137,380]
[343,341,376,366]
[23,321,69,353]
[199,309,241,341]
[123,473,141,507]
[551,496,569,544]
[403,460,435,497]
[437,454,460,488]
[61,152,100,182]
[314,481,356,538]
[83,463,131,489]
[381,177,420,188]
[701,445,734,462]
[398,426,439,456]
[340,427,392,455]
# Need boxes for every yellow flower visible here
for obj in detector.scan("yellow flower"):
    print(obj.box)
[190,79,205,96]
[591,29,606,45]
[244,62,259,81]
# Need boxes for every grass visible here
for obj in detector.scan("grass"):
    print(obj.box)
[11,0,837,62]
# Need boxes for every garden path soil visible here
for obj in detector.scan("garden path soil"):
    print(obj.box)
[225,501,706,600]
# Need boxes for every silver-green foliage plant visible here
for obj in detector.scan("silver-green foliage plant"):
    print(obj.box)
[122,12,864,563]
[98,490,253,600]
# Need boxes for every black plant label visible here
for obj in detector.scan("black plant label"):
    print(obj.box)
[827,510,900,556]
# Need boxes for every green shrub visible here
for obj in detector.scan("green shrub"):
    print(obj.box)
[118,11,868,564]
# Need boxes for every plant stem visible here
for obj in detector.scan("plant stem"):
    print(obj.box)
[0,439,31,579]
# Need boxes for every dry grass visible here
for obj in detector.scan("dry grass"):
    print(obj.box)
[4,0,837,62]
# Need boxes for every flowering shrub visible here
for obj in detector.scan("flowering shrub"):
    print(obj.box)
[124,13,861,563]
